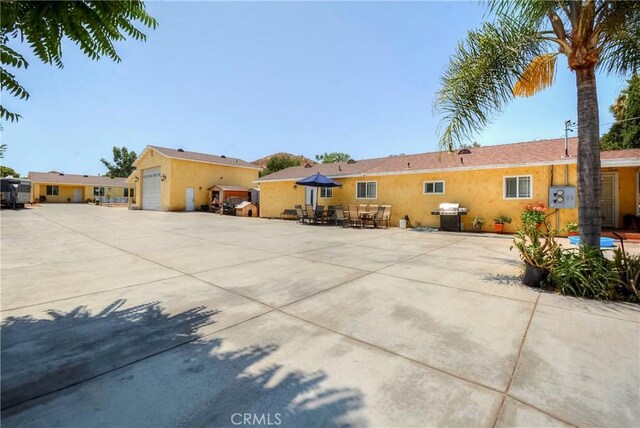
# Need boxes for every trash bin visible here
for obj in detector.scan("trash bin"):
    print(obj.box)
[399,219,407,229]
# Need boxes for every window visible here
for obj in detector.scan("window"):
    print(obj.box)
[320,187,333,198]
[504,176,532,199]
[424,181,445,195]
[93,187,104,196]
[124,188,134,198]
[356,181,377,199]
[46,185,59,196]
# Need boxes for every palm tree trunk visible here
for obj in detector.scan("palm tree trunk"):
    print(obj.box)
[575,67,602,248]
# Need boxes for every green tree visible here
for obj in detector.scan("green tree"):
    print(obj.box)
[601,75,640,150]
[1,1,157,122]
[100,146,137,178]
[0,165,19,177]
[460,141,481,149]
[434,1,640,248]
[260,155,302,177]
[315,152,351,163]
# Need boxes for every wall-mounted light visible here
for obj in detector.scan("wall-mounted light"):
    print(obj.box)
[161,174,167,182]
[293,185,297,189]
[220,176,224,180]
[134,176,139,183]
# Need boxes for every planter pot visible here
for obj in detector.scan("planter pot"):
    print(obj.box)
[523,263,548,287]
[494,223,504,233]
[472,224,483,233]
[568,231,578,236]
[535,222,542,230]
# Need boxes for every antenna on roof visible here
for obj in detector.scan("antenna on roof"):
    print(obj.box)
[563,119,576,158]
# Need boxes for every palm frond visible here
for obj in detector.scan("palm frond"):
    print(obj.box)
[434,16,548,151]
[513,53,558,98]
[597,3,640,76]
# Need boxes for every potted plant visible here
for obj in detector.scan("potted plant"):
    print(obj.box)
[493,215,512,233]
[521,202,546,229]
[565,222,579,236]
[472,216,485,232]
[511,223,560,287]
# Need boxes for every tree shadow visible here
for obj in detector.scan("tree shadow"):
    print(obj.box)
[1,299,364,427]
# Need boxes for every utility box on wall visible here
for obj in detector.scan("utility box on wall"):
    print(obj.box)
[549,186,576,209]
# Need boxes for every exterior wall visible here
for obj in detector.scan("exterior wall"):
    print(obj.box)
[132,149,173,210]
[259,164,639,233]
[32,183,128,203]
[613,167,639,224]
[168,159,259,211]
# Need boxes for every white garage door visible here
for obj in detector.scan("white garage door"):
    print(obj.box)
[142,167,161,210]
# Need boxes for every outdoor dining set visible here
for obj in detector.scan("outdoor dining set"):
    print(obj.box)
[294,204,391,228]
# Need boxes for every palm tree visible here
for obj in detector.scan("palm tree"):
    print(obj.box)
[434,1,639,248]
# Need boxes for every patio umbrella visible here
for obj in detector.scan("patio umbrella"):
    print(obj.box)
[296,173,342,207]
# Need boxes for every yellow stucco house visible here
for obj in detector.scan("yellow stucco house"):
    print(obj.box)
[126,145,261,211]
[256,138,640,233]
[28,171,131,203]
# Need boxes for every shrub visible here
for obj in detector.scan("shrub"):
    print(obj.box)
[565,222,579,233]
[612,248,640,302]
[511,222,560,269]
[549,246,623,300]
[494,214,512,224]
[521,202,546,225]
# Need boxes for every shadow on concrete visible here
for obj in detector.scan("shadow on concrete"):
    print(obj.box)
[1,300,364,426]
[482,273,524,286]
[1,299,218,409]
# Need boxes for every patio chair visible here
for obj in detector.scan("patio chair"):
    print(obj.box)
[334,205,348,227]
[326,205,336,223]
[348,205,361,227]
[372,205,386,228]
[368,204,379,214]
[295,205,308,224]
[381,205,392,228]
[358,204,368,216]
[305,204,317,224]
[315,205,325,223]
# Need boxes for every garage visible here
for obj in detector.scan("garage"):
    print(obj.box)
[142,167,161,210]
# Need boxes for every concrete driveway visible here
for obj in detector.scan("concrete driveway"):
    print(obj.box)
[1,204,638,427]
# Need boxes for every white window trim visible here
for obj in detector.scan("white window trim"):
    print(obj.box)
[356,181,377,199]
[46,185,59,196]
[503,175,533,200]
[320,187,333,198]
[423,180,445,195]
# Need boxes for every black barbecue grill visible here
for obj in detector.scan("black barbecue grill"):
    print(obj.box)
[431,202,468,231]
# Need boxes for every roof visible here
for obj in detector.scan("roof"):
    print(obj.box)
[207,185,248,191]
[28,172,127,186]
[256,138,640,182]
[137,146,261,170]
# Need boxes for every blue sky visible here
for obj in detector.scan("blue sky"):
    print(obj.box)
[2,1,627,176]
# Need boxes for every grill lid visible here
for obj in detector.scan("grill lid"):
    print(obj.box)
[439,202,460,211]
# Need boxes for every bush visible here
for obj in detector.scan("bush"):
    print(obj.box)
[549,246,623,300]
[521,202,546,225]
[612,248,640,302]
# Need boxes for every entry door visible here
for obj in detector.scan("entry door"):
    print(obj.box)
[601,173,617,228]
[305,186,316,208]
[185,187,195,212]
[73,188,82,203]
[142,167,161,211]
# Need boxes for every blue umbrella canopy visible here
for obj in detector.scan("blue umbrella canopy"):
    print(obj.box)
[296,173,342,187]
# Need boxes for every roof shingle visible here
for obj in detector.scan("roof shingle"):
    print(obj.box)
[147,146,260,170]
[28,172,127,186]
[256,138,640,182]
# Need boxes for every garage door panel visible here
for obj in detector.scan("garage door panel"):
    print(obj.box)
[142,167,161,211]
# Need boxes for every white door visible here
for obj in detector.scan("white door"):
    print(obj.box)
[185,187,195,212]
[142,167,161,211]
[305,186,316,208]
[601,173,617,228]
[73,188,82,203]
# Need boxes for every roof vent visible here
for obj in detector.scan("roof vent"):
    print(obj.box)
[347,159,357,164]
[221,155,227,158]
[407,162,411,169]
[457,148,472,155]
[83,175,88,177]
[304,163,313,168]
[59,173,64,176]
[177,148,184,152]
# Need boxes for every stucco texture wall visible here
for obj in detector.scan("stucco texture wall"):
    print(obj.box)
[168,159,259,211]
[130,148,259,211]
[259,165,638,233]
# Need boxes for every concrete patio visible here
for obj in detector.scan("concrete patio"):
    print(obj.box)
[1,204,638,427]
